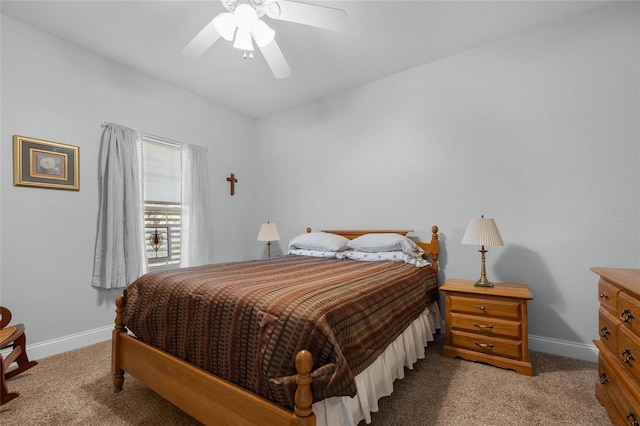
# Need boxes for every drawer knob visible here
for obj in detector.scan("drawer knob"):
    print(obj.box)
[474,305,489,312]
[627,412,639,426]
[621,348,636,364]
[621,309,636,323]
[473,323,494,329]
[599,292,611,301]
[599,372,608,385]
[599,326,610,339]
[473,341,494,349]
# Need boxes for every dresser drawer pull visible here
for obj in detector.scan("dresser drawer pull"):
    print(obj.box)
[599,372,608,385]
[621,309,636,323]
[599,326,610,338]
[473,341,494,349]
[621,348,636,364]
[473,323,494,329]
[474,305,489,311]
[626,412,639,426]
[599,292,611,301]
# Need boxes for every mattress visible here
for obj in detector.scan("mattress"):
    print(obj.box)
[121,255,439,408]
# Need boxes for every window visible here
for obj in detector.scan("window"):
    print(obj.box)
[144,201,181,268]
[143,138,181,269]
[93,123,213,289]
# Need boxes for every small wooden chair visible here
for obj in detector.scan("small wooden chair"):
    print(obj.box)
[1,306,38,405]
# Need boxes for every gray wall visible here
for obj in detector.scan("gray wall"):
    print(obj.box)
[254,2,640,354]
[0,15,258,347]
[1,2,638,360]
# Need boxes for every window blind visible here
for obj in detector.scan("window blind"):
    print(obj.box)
[143,138,182,269]
[143,139,181,203]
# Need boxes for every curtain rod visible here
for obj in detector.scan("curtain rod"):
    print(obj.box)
[101,121,205,150]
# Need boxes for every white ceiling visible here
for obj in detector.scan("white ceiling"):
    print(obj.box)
[1,0,610,118]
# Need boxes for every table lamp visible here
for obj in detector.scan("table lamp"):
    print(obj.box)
[257,221,280,258]
[461,216,504,287]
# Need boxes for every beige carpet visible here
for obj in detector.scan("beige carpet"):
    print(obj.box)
[0,334,611,425]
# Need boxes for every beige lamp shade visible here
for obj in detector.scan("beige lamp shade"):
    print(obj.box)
[257,222,280,242]
[462,216,503,287]
[461,217,504,247]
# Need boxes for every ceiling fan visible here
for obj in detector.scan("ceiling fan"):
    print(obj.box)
[181,0,347,79]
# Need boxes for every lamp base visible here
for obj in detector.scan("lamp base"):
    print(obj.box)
[474,277,494,287]
[474,246,494,287]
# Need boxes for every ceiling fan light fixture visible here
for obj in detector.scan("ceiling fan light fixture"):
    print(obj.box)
[213,12,237,41]
[234,4,259,30]
[233,28,254,51]
[183,0,348,79]
[252,19,275,47]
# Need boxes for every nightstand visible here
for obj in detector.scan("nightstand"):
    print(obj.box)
[440,278,533,376]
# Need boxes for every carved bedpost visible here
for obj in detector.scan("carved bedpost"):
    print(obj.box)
[112,295,125,392]
[430,225,439,273]
[291,350,315,426]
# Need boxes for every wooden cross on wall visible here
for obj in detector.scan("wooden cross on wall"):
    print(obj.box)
[226,173,238,196]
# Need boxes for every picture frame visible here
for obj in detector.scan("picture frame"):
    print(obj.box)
[13,135,80,191]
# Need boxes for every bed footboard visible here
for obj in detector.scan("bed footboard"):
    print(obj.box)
[112,295,316,426]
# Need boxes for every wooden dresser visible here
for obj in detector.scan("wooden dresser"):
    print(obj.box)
[441,279,533,376]
[593,267,640,426]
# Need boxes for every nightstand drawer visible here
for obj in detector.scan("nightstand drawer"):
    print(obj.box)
[449,330,522,360]
[448,294,521,320]
[449,312,521,339]
[440,279,532,375]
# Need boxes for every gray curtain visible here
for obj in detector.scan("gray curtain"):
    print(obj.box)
[91,123,146,289]
[180,144,214,267]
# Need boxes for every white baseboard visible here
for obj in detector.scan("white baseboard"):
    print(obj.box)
[529,334,598,363]
[5,326,599,364]
[2,325,112,361]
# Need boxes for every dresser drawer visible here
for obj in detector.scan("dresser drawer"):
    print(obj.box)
[598,349,640,425]
[598,279,620,314]
[599,307,619,354]
[592,268,640,426]
[618,325,640,385]
[619,291,640,336]
[597,353,614,395]
[449,330,522,360]
[448,294,521,320]
[449,312,521,339]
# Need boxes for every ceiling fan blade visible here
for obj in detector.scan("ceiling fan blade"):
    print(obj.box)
[265,0,347,32]
[257,38,291,79]
[181,18,223,58]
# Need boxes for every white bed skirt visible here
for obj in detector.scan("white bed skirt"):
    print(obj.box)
[312,301,442,426]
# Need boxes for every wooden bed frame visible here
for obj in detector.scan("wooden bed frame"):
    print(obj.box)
[112,226,439,426]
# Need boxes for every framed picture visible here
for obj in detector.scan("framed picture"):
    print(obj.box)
[13,135,80,191]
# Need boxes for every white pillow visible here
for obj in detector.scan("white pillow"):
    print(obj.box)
[287,249,340,259]
[288,232,350,252]
[347,233,424,257]
[340,250,430,267]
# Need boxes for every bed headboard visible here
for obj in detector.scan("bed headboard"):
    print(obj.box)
[306,226,440,273]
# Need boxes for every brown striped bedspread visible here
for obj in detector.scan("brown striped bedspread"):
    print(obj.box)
[122,255,439,408]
